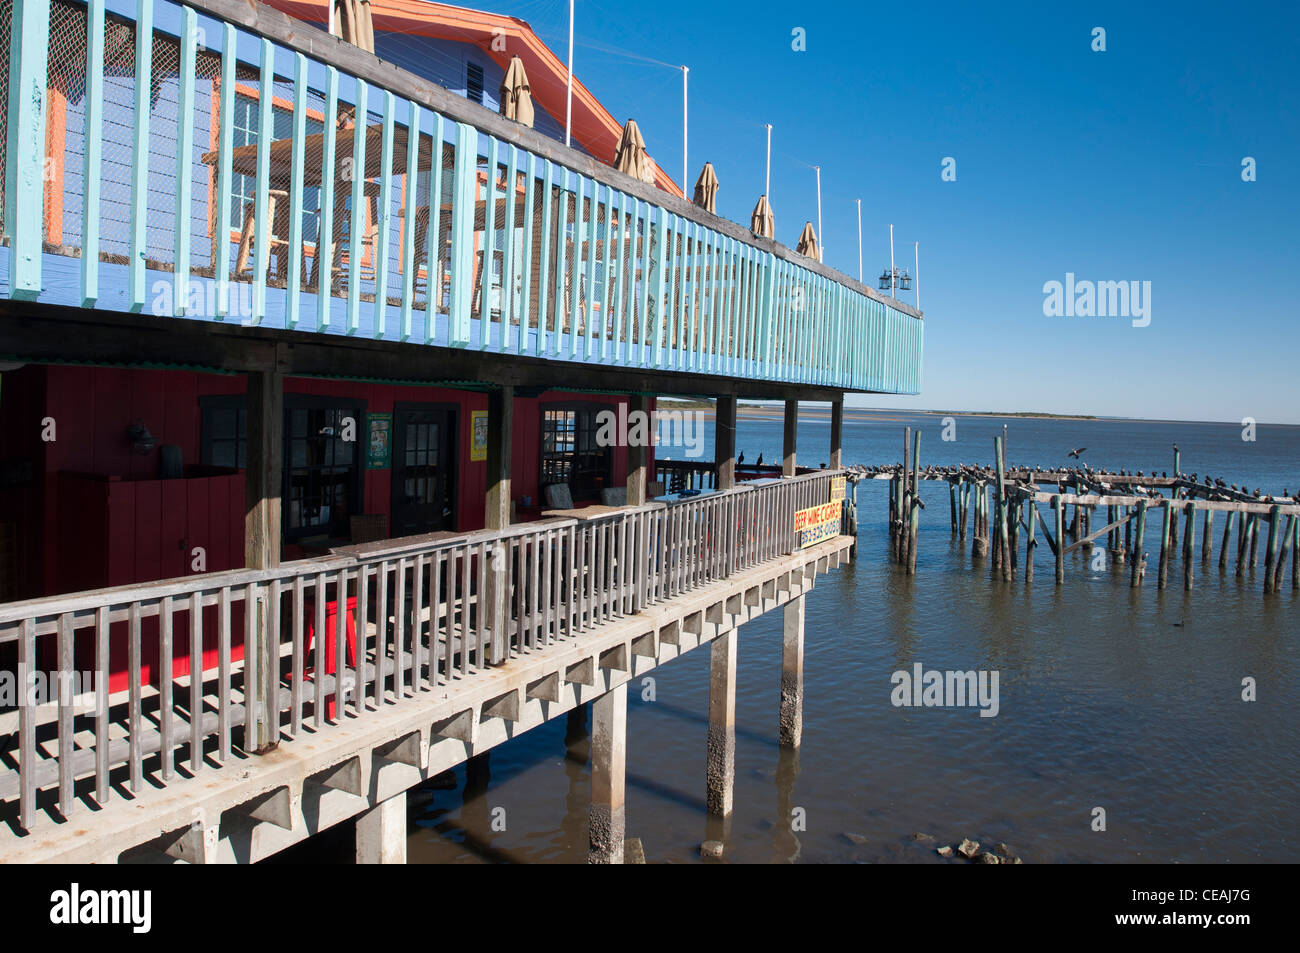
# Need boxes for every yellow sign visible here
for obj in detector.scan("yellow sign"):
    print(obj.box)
[470,410,489,462]
[794,502,841,549]
[830,476,846,502]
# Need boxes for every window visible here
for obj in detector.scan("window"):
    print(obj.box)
[466,62,485,105]
[199,394,365,542]
[284,398,365,540]
[229,93,324,243]
[200,396,247,469]
[540,404,613,501]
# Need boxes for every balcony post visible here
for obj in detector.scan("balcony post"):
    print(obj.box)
[245,368,282,753]
[779,594,805,748]
[355,791,407,864]
[589,683,627,863]
[486,385,513,664]
[829,396,844,470]
[626,394,651,506]
[706,628,737,818]
[715,395,737,491]
[782,400,798,477]
[4,0,50,300]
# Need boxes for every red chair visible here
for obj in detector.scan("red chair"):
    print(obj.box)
[303,596,359,718]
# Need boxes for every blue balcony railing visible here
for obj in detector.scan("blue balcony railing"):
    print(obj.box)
[0,0,923,393]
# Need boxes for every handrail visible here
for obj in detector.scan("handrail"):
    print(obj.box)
[3,0,923,393]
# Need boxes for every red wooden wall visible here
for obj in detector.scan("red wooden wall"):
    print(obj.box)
[0,364,646,601]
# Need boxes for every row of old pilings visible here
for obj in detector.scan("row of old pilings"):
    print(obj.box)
[881,432,1299,594]
[889,427,922,574]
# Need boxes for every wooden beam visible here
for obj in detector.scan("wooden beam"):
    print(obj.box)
[782,400,798,477]
[714,395,737,490]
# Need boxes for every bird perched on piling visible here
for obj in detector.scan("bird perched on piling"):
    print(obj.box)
[1068,447,1086,459]
[737,451,745,465]
[756,453,764,466]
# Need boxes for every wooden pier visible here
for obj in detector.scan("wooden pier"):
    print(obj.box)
[863,431,1299,594]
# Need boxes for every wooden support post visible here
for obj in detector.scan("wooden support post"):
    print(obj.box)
[1236,514,1251,578]
[1202,507,1214,562]
[245,369,282,753]
[959,479,969,540]
[1263,505,1281,594]
[1249,514,1260,568]
[779,595,804,748]
[1024,498,1035,582]
[1183,502,1196,591]
[994,436,1009,581]
[626,393,651,506]
[782,400,798,478]
[829,396,843,471]
[1220,510,1235,571]
[715,395,737,491]
[949,481,958,534]
[973,483,988,558]
[1054,495,1065,584]
[589,684,627,864]
[907,430,921,575]
[1272,515,1293,593]
[1157,502,1172,590]
[486,385,513,665]
[1292,518,1299,591]
[706,628,737,818]
[1131,499,1147,588]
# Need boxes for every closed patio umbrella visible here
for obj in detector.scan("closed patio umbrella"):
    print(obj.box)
[750,195,774,238]
[333,0,375,52]
[796,221,820,261]
[692,162,719,213]
[613,120,654,185]
[499,55,535,127]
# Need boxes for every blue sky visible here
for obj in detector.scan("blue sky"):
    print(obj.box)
[454,1,1297,421]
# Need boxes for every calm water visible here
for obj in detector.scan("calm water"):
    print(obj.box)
[390,412,1298,864]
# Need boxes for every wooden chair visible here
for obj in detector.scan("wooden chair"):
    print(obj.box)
[309,181,382,295]
[234,189,296,280]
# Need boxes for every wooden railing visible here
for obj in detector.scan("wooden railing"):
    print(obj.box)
[656,459,716,494]
[0,470,841,831]
[0,0,923,393]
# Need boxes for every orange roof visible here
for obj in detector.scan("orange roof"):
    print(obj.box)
[262,0,683,196]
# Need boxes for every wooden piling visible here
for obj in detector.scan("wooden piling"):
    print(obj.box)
[1250,514,1260,568]
[949,480,958,534]
[959,479,969,540]
[1024,498,1036,582]
[1219,510,1234,571]
[1157,502,1172,590]
[1273,515,1293,593]
[1183,502,1195,591]
[1263,505,1280,593]
[1054,496,1065,584]
[1131,500,1147,588]
[994,436,1010,581]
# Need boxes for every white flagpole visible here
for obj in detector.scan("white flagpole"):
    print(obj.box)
[914,241,921,310]
[889,223,895,298]
[764,124,772,199]
[856,199,862,282]
[815,166,822,258]
[682,66,689,197]
[564,0,574,147]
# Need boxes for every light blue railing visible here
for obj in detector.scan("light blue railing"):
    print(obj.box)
[1,0,923,393]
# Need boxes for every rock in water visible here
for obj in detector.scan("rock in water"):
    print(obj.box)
[624,837,646,864]
[936,845,954,858]
[975,851,1001,864]
[910,832,937,844]
[956,838,980,859]
[993,842,1018,861]
[700,840,724,859]
[842,832,869,846]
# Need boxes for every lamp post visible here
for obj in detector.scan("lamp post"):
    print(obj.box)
[564,0,574,147]
[856,198,862,282]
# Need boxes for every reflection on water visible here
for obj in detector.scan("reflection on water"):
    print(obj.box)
[398,413,1298,864]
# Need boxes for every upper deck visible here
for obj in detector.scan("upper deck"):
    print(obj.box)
[0,0,922,395]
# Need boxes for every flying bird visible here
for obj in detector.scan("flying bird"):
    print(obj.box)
[1068,448,1086,459]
